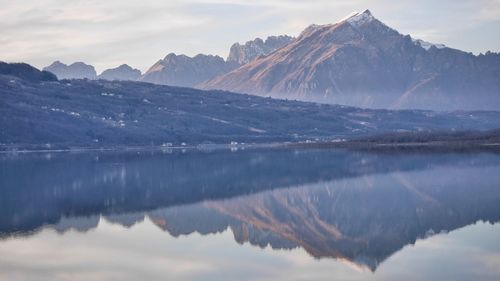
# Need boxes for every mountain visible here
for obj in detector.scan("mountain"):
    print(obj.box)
[43,61,97,80]
[98,64,141,81]
[42,62,141,81]
[227,35,294,64]
[140,53,239,87]
[140,35,293,88]
[3,66,500,150]
[202,10,500,111]
[0,62,57,82]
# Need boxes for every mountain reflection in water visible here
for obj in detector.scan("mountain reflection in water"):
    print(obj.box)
[1,148,500,273]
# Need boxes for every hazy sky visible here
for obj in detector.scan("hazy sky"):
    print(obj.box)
[1,0,499,73]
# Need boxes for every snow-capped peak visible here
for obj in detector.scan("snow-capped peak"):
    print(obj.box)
[345,9,375,27]
[412,38,446,50]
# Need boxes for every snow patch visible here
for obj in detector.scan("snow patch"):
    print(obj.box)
[413,39,446,50]
[346,9,374,27]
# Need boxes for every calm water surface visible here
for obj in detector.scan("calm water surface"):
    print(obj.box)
[1,148,500,281]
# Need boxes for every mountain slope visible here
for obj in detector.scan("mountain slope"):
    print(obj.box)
[202,10,500,111]
[0,62,57,82]
[140,35,293,88]
[2,67,500,149]
[141,53,239,87]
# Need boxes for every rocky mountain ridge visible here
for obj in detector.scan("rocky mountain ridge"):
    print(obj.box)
[98,64,142,81]
[227,35,294,64]
[43,61,97,80]
[38,10,500,110]
[202,10,500,110]
[43,35,293,87]
[140,35,293,87]
[140,53,239,87]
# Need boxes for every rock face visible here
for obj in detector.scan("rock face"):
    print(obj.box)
[227,35,294,64]
[0,62,57,82]
[140,35,292,88]
[140,53,239,87]
[202,10,500,111]
[43,61,97,80]
[98,64,141,81]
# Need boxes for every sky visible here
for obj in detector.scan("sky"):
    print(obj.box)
[1,0,499,73]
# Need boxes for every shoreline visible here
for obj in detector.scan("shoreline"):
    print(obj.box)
[2,140,500,154]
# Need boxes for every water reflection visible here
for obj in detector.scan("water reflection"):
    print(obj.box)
[1,149,500,274]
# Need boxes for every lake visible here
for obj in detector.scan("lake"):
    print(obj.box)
[1,148,500,281]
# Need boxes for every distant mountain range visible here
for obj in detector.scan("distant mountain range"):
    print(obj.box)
[43,61,142,81]
[140,36,293,87]
[39,11,500,110]
[98,64,142,81]
[140,53,238,87]
[43,61,97,80]
[202,10,500,110]
[17,10,500,110]
[42,35,292,87]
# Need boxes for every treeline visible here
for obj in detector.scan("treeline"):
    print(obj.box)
[0,62,57,82]
[356,129,500,144]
